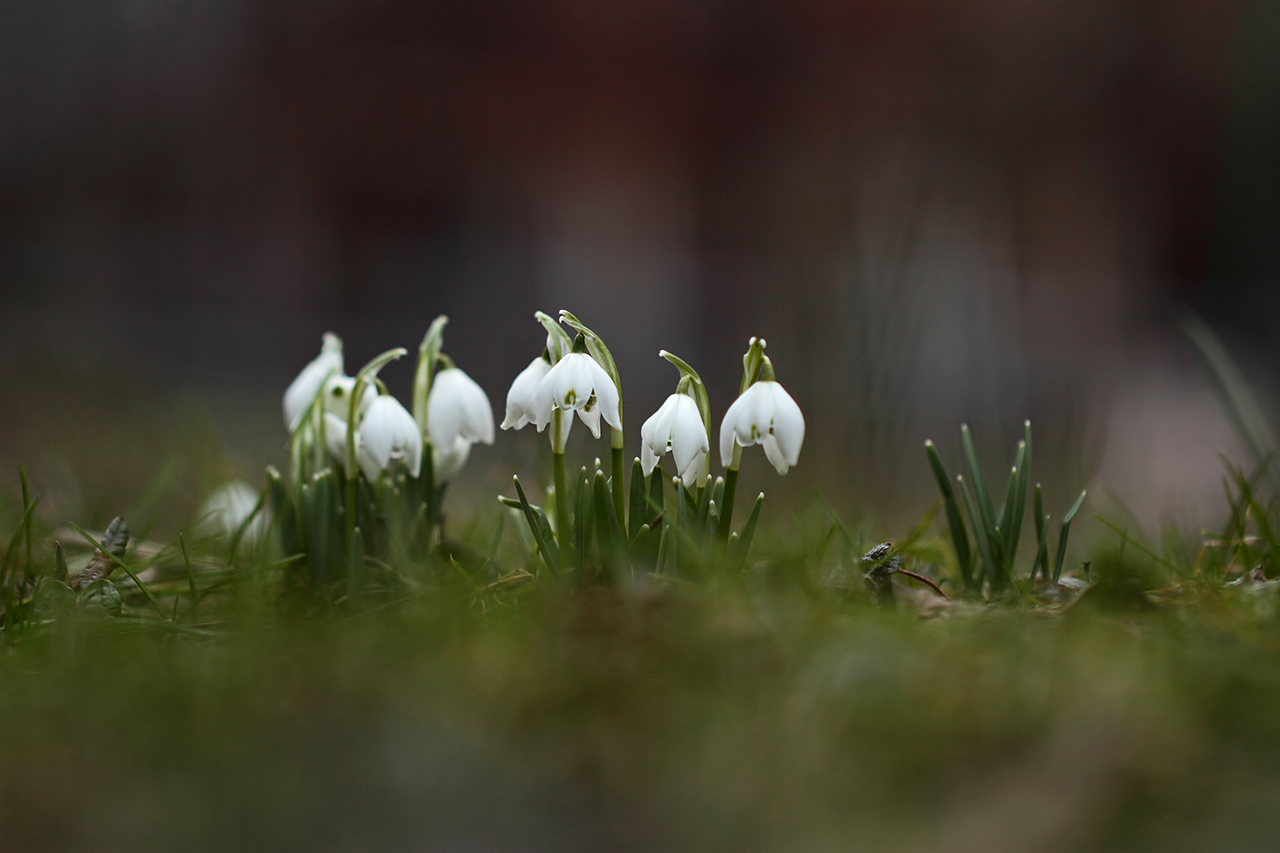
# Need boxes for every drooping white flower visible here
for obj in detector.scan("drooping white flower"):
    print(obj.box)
[283,333,344,431]
[432,438,473,482]
[323,375,376,422]
[719,380,805,475]
[641,393,709,488]
[425,367,494,481]
[199,480,270,544]
[323,413,351,467]
[535,352,621,439]
[501,357,551,431]
[355,395,423,481]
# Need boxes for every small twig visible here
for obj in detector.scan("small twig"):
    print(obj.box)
[895,568,950,600]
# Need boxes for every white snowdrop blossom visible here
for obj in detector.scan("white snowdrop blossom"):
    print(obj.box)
[283,333,344,431]
[323,413,351,468]
[323,375,376,422]
[355,395,423,481]
[425,367,494,481]
[535,352,621,440]
[501,357,551,431]
[719,380,805,475]
[199,480,270,544]
[432,439,472,483]
[641,393,709,488]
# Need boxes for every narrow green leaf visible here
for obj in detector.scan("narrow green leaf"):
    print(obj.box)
[1008,422,1032,567]
[1031,483,1047,583]
[1052,490,1087,582]
[593,470,624,580]
[960,424,998,544]
[512,476,560,579]
[574,466,593,573]
[956,475,994,591]
[726,493,765,571]
[627,458,647,542]
[924,441,971,583]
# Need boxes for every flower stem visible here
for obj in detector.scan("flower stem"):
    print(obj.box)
[553,410,570,560]
[553,451,569,562]
[610,441,625,533]
[717,445,743,541]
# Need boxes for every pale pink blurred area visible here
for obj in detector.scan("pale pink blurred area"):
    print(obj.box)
[1,0,1277,527]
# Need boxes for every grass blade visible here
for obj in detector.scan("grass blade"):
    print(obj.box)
[1051,490,1087,582]
[512,476,560,579]
[925,441,971,585]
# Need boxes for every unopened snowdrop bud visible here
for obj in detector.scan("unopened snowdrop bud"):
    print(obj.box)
[535,345,621,439]
[426,367,494,481]
[719,377,805,475]
[356,395,423,481]
[501,356,552,431]
[283,333,343,431]
[641,393,709,488]
[199,480,270,544]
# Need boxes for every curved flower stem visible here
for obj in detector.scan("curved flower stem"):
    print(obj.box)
[553,411,570,560]
[717,445,743,541]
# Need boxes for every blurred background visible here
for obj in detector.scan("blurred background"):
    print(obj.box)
[1,0,1278,533]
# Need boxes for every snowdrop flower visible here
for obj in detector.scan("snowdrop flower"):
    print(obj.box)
[323,375,376,422]
[641,393,709,488]
[426,367,495,481]
[323,414,351,467]
[501,356,551,431]
[535,349,621,439]
[199,480,270,544]
[283,333,344,431]
[356,395,423,482]
[719,380,805,475]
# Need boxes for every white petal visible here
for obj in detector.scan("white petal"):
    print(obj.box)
[426,368,492,447]
[357,442,382,483]
[734,382,771,448]
[766,383,805,467]
[357,395,423,480]
[678,450,705,489]
[283,343,344,431]
[578,403,602,439]
[761,434,790,475]
[547,408,573,451]
[720,392,749,467]
[433,436,471,481]
[670,396,709,475]
[586,358,622,431]
[199,481,268,541]
[502,358,549,431]
[533,368,560,429]
[641,442,660,476]
[323,414,349,466]
[549,354,592,411]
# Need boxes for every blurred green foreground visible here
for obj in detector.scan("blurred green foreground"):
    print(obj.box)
[4,572,1280,852]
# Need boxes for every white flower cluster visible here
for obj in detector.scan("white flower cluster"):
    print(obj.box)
[280,320,804,490]
[283,332,494,484]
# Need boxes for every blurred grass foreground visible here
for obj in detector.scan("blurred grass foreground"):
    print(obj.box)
[4,318,1280,853]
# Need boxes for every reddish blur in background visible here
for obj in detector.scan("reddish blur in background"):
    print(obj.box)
[1,0,1278,528]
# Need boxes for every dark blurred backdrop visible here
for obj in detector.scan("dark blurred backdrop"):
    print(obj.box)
[2,0,1278,529]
